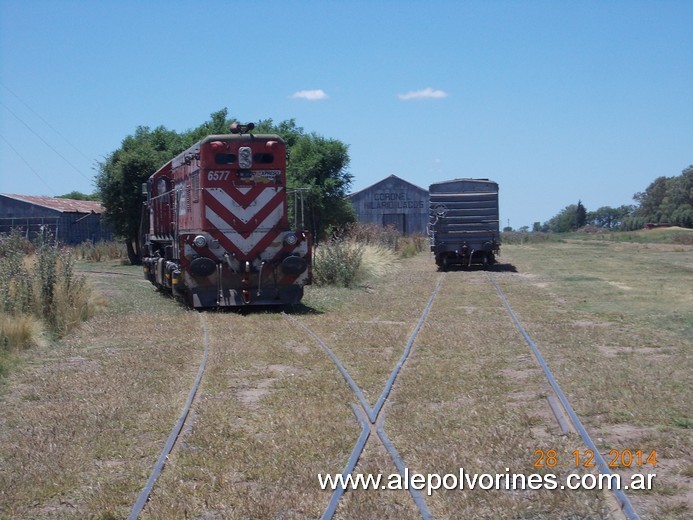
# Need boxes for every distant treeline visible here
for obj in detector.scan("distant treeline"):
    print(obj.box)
[523,165,693,233]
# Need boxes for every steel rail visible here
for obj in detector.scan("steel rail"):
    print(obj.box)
[282,314,373,418]
[286,274,444,519]
[128,313,210,520]
[320,404,371,520]
[376,412,434,520]
[487,273,641,520]
[371,275,444,420]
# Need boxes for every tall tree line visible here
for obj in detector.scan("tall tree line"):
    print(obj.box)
[537,165,692,232]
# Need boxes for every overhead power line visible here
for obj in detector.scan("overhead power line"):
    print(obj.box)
[0,100,93,183]
[0,82,93,163]
[0,133,56,195]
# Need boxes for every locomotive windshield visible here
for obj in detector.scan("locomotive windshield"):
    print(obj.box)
[215,153,236,164]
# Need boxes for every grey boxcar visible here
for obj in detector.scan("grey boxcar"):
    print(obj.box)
[428,178,500,270]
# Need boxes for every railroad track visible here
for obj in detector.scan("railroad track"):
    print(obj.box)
[282,274,444,519]
[125,268,642,519]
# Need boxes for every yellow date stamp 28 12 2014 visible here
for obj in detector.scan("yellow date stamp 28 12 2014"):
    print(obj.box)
[533,449,657,468]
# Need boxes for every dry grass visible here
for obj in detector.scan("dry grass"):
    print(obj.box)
[382,269,609,518]
[140,312,359,518]
[0,238,96,348]
[493,242,692,518]
[0,313,47,351]
[355,243,401,285]
[0,262,202,519]
[0,240,690,518]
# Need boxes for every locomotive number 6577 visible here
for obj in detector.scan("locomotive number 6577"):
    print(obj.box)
[140,123,312,308]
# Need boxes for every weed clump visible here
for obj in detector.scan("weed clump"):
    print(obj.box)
[73,240,126,261]
[0,229,92,353]
[313,239,363,288]
[312,223,428,288]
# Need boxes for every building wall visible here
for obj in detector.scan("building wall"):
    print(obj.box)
[0,195,113,244]
[348,175,430,235]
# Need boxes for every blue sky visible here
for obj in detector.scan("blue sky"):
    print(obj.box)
[1,0,691,229]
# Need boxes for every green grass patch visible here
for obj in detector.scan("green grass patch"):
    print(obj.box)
[503,226,693,246]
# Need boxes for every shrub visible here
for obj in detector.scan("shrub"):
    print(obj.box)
[341,222,401,250]
[355,243,400,283]
[339,223,428,257]
[313,239,363,288]
[73,240,127,261]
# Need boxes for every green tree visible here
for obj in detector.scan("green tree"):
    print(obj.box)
[95,125,185,263]
[633,176,671,223]
[545,204,582,232]
[187,108,236,143]
[545,201,589,232]
[631,166,693,228]
[587,205,635,229]
[575,200,587,228]
[57,191,101,201]
[662,166,693,226]
[286,133,356,239]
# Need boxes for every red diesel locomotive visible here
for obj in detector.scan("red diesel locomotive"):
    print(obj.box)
[141,123,312,307]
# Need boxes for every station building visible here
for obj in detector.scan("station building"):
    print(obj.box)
[348,175,429,235]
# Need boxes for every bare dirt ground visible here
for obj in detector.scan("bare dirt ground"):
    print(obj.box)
[0,241,690,519]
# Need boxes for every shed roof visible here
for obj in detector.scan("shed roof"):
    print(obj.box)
[348,174,427,198]
[1,194,105,214]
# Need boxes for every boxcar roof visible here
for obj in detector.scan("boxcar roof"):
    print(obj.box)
[429,178,497,187]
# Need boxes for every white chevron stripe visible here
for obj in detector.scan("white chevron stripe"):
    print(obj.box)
[205,205,285,254]
[206,187,284,224]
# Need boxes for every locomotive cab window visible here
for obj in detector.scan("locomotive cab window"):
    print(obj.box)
[253,153,274,164]
[215,153,236,164]
[156,178,170,197]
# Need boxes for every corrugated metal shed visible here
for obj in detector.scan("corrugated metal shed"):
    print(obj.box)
[2,194,105,214]
[0,194,113,244]
[348,175,429,234]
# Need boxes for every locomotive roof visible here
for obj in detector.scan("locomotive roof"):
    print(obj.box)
[197,133,285,145]
[171,133,286,163]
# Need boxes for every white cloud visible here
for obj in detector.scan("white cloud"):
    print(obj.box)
[290,89,328,100]
[398,87,448,100]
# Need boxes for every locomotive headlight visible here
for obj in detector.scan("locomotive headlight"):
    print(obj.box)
[193,235,207,248]
[284,233,298,246]
[239,146,252,168]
